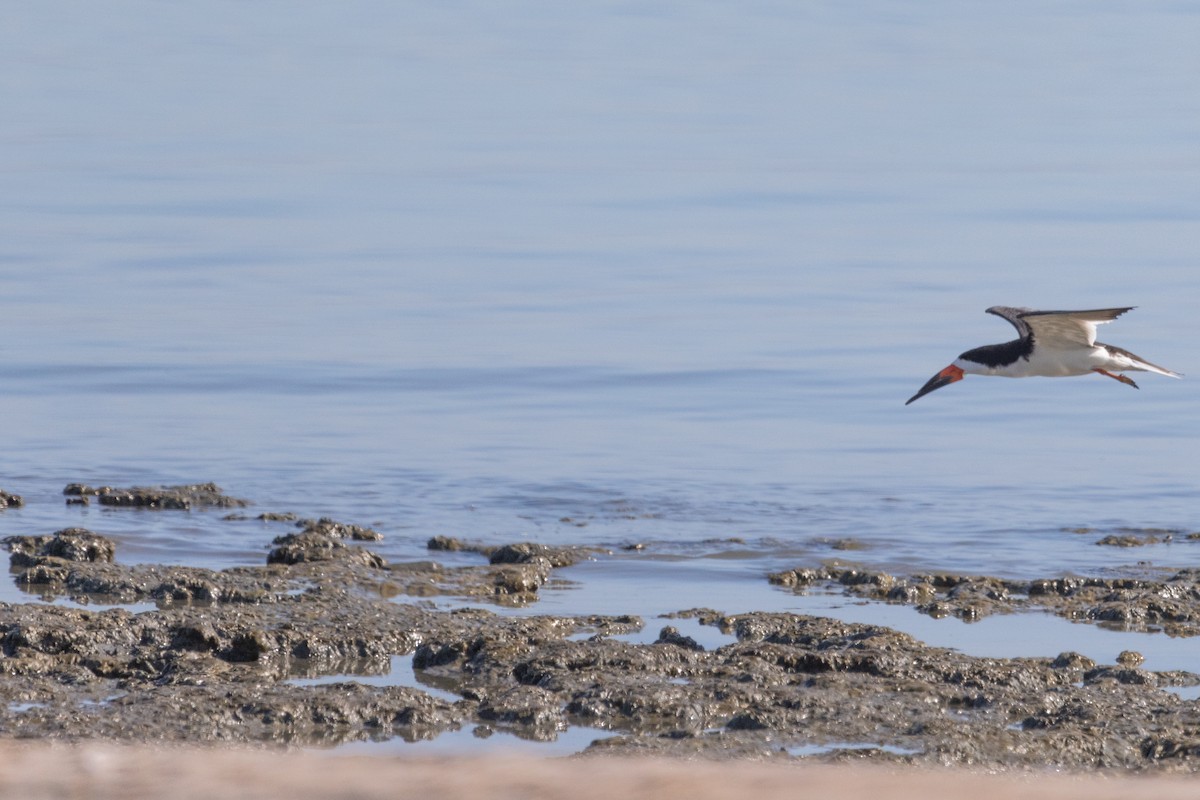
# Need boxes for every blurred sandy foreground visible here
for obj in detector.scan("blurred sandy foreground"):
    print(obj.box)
[1,744,1197,800]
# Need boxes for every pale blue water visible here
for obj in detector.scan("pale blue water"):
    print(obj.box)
[2,1,1199,733]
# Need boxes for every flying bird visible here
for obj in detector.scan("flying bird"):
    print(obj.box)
[906,306,1180,405]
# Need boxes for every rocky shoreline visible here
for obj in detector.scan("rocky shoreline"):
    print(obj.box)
[1,483,1198,772]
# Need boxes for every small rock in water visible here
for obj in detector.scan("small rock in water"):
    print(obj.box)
[4,527,116,565]
[100,482,250,509]
[1116,650,1145,668]
[65,482,250,509]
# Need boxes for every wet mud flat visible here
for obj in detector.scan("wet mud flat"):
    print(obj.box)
[1,483,1199,773]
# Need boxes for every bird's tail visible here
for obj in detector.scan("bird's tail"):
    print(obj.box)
[1142,362,1183,378]
[1103,344,1182,378]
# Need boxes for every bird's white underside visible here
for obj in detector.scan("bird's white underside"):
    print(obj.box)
[956,345,1177,378]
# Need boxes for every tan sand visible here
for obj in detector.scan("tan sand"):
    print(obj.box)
[1,743,1197,800]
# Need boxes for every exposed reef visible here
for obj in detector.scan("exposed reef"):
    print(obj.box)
[769,563,1200,636]
[1,487,1198,772]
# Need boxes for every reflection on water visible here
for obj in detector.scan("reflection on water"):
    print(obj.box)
[288,654,463,704]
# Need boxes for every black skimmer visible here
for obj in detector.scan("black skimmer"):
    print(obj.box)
[906,306,1180,405]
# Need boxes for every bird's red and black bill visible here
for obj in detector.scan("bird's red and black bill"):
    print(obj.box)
[905,364,964,405]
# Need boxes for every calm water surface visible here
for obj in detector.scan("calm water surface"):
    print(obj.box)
[2,2,1199,731]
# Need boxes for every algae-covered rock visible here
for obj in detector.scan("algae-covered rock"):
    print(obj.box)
[5,527,116,566]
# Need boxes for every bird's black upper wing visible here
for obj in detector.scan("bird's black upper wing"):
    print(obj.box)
[984,306,1035,340]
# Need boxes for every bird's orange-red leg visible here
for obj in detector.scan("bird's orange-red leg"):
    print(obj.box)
[1093,368,1138,388]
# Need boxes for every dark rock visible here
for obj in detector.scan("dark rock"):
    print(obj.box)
[5,528,116,566]
[296,517,382,541]
[91,482,249,509]
[1117,650,1146,668]
[267,532,386,567]
[488,542,588,568]
[1096,534,1159,547]
[655,626,704,651]
[1051,652,1097,670]
[491,563,548,597]
[477,686,565,735]
[427,535,469,551]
